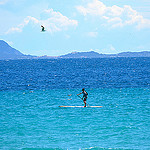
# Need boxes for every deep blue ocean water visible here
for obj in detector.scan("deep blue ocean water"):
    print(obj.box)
[0,58,150,150]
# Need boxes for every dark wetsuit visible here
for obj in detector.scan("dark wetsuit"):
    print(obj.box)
[82,91,88,101]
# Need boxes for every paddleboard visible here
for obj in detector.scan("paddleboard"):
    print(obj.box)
[59,106,102,108]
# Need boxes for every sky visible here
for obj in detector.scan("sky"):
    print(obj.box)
[0,0,150,56]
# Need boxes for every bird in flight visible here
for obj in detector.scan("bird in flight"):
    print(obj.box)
[41,25,46,32]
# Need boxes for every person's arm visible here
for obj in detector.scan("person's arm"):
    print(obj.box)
[77,92,82,95]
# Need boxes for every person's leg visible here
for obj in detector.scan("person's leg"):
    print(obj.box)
[84,99,86,107]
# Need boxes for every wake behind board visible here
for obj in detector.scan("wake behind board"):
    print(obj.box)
[59,106,102,108]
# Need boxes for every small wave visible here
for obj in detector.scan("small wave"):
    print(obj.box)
[22,148,64,150]
[84,147,136,150]
[22,148,136,150]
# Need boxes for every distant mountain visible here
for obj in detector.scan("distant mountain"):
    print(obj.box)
[0,40,24,59]
[59,51,150,58]
[59,51,105,58]
[0,40,150,60]
[0,40,35,60]
[116,51,150,57]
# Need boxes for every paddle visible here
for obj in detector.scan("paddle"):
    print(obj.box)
[77,95,89,107]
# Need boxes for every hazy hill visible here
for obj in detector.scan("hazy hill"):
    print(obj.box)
[0,40,25,59]
[0,40,150,60]
[59,51,105,58]
[0,40,35,60]
[116,51,150,57]
[60,51,150,58]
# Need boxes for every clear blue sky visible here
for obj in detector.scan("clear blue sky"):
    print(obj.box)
[0,0,150,56]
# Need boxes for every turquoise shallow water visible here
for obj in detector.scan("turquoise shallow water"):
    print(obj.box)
[0,58,150,149]
[0,88,149,150]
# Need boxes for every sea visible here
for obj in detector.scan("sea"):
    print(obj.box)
[0,58,150,150]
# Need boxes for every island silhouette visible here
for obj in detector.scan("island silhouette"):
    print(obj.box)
[0,40,150,60]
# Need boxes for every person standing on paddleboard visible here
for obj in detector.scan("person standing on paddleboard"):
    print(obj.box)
[77,88,88,107]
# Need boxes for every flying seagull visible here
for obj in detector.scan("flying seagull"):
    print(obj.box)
[41,25,46,32]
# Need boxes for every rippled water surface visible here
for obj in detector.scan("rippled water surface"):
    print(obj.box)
[0,58,150,149]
